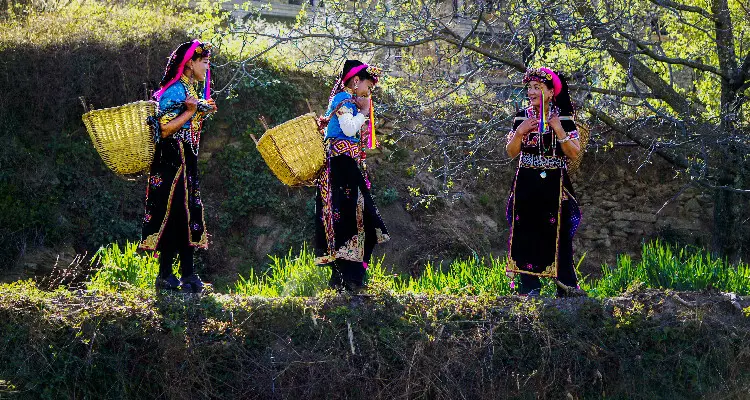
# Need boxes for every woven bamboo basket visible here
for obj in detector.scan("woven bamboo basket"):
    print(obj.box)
[567,123,590,175]
[253,113,325,186]
[82,100,157,175]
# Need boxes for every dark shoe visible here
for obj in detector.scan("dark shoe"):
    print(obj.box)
[155,274,181,291]
[180,274,206,293]
[554,279,587,297]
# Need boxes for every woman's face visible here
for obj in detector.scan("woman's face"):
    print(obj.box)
[187,57,210,82]
[354,77,375,98]
[527,81,554,107]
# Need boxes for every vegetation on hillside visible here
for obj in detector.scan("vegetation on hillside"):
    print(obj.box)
[1,277,749,399]
[87,241,750,298]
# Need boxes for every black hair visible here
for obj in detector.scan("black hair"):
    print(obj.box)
[342,59,376,86]
[549,73,575,116]
[159,42,209,88]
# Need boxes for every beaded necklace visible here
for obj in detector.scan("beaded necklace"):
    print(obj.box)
[181,75,203,156]
[530,101,559,157]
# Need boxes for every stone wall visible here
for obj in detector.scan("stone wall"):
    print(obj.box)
[572,147,712,272]
[371,144,715,277]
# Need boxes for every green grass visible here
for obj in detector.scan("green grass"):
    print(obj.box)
[385,256,514,295]
[88,242,160,291]
[233,245,329,297]
[89,240,750,297]
[586,240,750,297]
[0,1,185,49]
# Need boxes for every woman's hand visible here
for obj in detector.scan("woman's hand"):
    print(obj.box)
[206,98,218,113]
[355,96,371,114]
[185,95,198,113]
[516,117,538,138]
[549,115,564,138]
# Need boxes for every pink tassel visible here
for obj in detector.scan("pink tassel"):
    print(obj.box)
[204,66,211,99]
[510,281,515,289]
[363,262,369,270]
[154,40,202,100]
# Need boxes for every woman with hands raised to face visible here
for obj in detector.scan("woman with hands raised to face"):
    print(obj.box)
[505,67,582,298]
[314,60,390,292]
[141,40,217,293]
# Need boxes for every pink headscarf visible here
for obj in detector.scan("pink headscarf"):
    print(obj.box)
[538,67,562,97]
[327,62,381,105]
[153,40,212,100]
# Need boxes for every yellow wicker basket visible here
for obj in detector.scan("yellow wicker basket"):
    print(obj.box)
[255,113,325,186]
[82,100,157,175]
[567,123,590,175]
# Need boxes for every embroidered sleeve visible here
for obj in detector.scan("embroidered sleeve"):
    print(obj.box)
[158,84,186,125]
[193,100,213,122]
[559,114,577,134]
[149,99,184,143]
[196,99,213,113]
[159,111,179,126]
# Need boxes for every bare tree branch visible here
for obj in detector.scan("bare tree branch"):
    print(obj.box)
[583,104,689,169]
[648,0,717,21]
[569,85,659,99]
[572,0,701,118]
[616,29,727,78]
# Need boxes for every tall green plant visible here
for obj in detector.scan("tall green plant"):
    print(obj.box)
[89,242,158,290]
[87,240,750,298]
[589,241,750,297]
[233,245,328,297]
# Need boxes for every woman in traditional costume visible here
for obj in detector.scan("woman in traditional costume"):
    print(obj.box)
[505,67,582,297]
[140,40,217,292]
[314,60,390,291]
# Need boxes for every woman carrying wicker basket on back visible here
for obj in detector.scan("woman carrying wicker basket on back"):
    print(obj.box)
[140,40,217,293]
[314,60,390,291]
[505,67,582,297]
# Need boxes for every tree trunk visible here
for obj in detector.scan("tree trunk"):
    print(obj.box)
[710,0,748,262]
[712,184,738,261]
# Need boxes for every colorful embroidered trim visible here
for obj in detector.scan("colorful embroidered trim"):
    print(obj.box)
[519,153,567,169]
[330,139,361,159]
[523,67,562,97]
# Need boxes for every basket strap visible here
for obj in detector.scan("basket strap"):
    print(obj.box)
[320,98,357,124]
[317,99,358,135]
[147,101,212,143]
